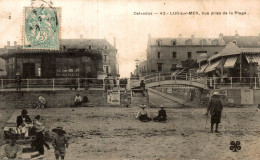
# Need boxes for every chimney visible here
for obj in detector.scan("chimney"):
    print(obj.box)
[113,37,116,48]
[7,41,10,46]
[191,35,194,39]
[219,33,223,39]
[14,41,17,46]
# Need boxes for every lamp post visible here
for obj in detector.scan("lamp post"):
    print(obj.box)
[248,56,253,88]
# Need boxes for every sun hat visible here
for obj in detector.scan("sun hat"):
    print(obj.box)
[52,126,66,134]
[140,104,146,108]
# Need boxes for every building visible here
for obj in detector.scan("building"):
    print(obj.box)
[0,36,118,79]
[142,33,260,76]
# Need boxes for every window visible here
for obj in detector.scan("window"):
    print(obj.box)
[187,52,192,59]
[171,40,177,45]
[157,63,163,72]
[232,40,237,45]
[103,65,110,73]
[88,45,92,49]
[185,39,192,45]
[211,39,218,45]
[103,55,107,62]
[172,52,177,58]
[196,51,207,54]
[248,42,252,46]
[157,52,161,59]
[37,68,41,77]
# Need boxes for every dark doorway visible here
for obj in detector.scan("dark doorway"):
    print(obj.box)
[23,63,35,78]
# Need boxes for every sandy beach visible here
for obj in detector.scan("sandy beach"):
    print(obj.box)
[2,105,260,160]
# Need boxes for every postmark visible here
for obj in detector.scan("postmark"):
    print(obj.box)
[23,1,60,50]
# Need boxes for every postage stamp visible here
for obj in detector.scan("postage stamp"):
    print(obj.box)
[23,6,61,50]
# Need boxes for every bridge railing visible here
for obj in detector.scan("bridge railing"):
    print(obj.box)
[144,74,260,89]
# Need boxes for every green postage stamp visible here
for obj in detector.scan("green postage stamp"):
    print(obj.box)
[23,7,61,49]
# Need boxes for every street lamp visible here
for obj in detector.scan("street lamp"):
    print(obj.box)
[248,56,253,88]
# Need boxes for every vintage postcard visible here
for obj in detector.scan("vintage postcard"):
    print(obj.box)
[0,0,260,159]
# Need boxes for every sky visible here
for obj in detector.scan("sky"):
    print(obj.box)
[0,0,260,77]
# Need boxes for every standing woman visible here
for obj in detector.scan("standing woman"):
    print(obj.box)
[33,115,50,155]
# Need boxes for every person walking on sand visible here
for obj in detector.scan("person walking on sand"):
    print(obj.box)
[136,104,152,122]
[205,92,223,133]
[52,126,69,160]
[33,115,50,155]
[153,105,167,122]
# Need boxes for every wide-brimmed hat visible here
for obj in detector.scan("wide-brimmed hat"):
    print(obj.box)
[159,105,164,108]
[213,92,219,95]
[52,126,66,134]
[140,104,146,108]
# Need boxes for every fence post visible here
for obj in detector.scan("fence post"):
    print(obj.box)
[213,79,216,89]
[103,78,105,90]
[186,74,187,81]
[53,78,55,91]
[77,78,80,90]
[1,79,3,90]
[255,77,257,89]
[230,77,232,88]
[27,79,29,91]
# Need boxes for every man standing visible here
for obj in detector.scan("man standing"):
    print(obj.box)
[205,92,223,133]
[15,72,22,91]
[140,80,145,96]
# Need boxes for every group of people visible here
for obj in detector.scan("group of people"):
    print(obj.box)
[1,109,69,160]
[136,91,224,134]
[136,105,167,122]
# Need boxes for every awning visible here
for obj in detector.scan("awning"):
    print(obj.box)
[224,56,238,68]
[197,64,208,73]
[245,55,260,64]
[205,59,222,73]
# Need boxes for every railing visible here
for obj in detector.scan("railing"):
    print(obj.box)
[0,78,128,91]
[144,73,260,89]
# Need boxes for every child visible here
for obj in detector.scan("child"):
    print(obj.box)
[33,115,50,155]
[52,126,69,160]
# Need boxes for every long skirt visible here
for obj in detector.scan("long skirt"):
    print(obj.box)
[138,115,151,122]
[211,112,221,124]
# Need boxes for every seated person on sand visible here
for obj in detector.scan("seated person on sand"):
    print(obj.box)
[16,109,32,138]
[74,94,82,106]
[0,134,23,159]
[153,105,167,122]
[136,104,152,122]
[35,96,47,109]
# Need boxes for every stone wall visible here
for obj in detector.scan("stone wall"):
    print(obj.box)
[0,90,107,108]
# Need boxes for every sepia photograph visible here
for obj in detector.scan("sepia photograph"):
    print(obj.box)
[0,0,260,159]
